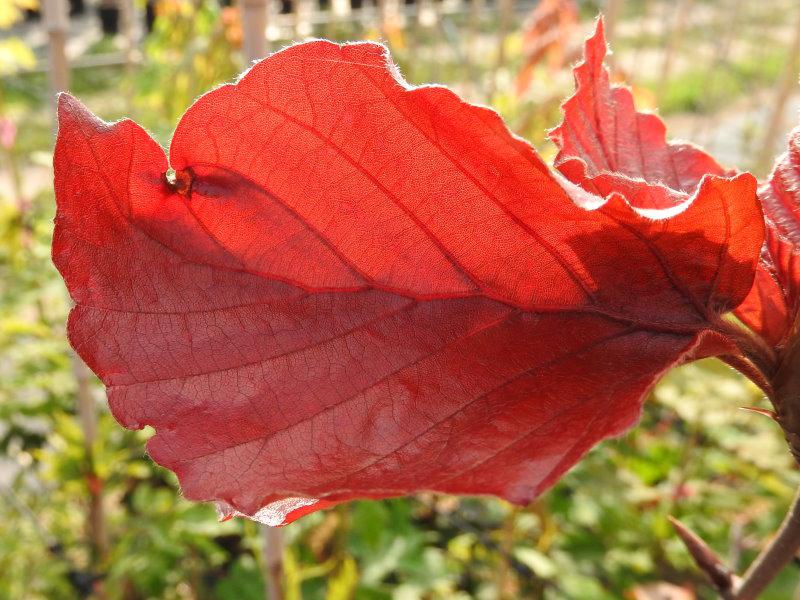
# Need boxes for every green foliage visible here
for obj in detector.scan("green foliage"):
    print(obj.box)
[134,1,242,138]
[2,1,800,597]
[653,49,789,115]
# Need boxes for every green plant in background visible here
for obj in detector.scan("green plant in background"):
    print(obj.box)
[2,0,800,598]
[134,0,242,137]
[0,0,37,80]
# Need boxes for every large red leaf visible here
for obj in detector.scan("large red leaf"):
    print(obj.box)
[54,41,763,525]
[736,129,800,347]
[549,19,732,210]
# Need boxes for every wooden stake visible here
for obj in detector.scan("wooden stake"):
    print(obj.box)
[465,0,482,90]
[263,525,284,599]
[242,0,269,64]
[42,0,108,573]
[755,5,800,175]
[603,0,623,66]
[657,0,692,100]
[491,0,514,98]
[294,0,312,39]
[41,0,70,100]
[72,355,109,564]
[121,0,137,114]
[332,0,350,19]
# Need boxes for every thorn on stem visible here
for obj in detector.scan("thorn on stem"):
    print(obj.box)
[669,515,739,598]
[739,406,778,421]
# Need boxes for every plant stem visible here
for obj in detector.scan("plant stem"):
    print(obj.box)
[732,316,800,597]
[733,487,800,600]
[674,318,800,596]
[673,486,800,599]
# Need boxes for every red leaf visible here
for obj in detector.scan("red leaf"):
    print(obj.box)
[550,18,787,354]
[515,0,579,96]
[53,41,763,525]
[736,128,800,347]
[549,19,733,209]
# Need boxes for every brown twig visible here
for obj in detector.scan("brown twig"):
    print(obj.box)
[733,487,800,600]
[675,320,800,598]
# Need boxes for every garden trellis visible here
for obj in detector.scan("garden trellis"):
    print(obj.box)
[10,0,797,179]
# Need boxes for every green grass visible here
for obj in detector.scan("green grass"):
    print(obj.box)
[649,47,788,114]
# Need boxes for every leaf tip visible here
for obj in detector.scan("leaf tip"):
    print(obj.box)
[56,92,106,134]
[586,13,609,63]
[56,91,81,122]
[593,13,606,40]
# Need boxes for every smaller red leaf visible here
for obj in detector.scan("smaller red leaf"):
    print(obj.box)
[550,18,733,209]
[550,17,790,357]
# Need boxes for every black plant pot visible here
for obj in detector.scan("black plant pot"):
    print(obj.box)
[69,0,85,16]
[98,6,121,35]
[144,0,156,33]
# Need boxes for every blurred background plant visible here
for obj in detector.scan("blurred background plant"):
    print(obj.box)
[2,0,800,598]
